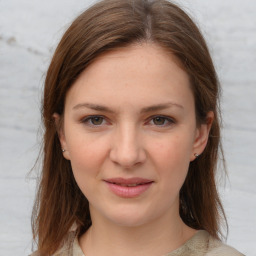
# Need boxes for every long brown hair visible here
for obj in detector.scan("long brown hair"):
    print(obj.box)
[32,0,227,254]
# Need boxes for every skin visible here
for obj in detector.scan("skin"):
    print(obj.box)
[54,43,213,256]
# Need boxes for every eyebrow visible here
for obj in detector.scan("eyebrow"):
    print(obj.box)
[140,102,184,113]
[72,102,184,113]
[73,103,115,113]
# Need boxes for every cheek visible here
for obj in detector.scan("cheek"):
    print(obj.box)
[67,137,108,197]
[151,134,193,163]
[150,135,193,182]
[65,130,109,177]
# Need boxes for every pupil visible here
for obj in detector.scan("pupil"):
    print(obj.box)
[154,117,165,125]
[92,117,103,125]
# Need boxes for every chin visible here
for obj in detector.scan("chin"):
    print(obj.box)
[109,215,148,228]
[102,206,157,228]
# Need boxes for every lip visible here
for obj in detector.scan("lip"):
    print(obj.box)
[103,177,154,198]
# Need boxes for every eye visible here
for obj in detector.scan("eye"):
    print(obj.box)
[91,116,104,125]
[149,116,175,126]
[81,116,106,126]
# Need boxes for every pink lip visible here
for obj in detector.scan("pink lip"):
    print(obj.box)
[104,177,153,198]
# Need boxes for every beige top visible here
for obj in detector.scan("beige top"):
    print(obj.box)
[43,230,244,256]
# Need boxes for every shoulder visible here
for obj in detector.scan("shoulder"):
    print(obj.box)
[30,230,80,256]
[52,230,78,256]
[165,230,244,256]
[207,235,245,256]
[52,230,85,256]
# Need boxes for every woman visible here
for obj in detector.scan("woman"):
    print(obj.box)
[31,0,244,255]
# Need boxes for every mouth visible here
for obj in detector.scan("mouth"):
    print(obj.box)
[107,182,152,187]
[103,177,154,198]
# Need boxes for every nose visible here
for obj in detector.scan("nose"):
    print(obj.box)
[109,124,146,168]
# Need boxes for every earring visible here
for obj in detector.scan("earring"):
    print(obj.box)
[194,153,199,158]
[62,149,66,152]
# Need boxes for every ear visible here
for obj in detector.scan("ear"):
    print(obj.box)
[191,111,214,161]
[53,113,70,160]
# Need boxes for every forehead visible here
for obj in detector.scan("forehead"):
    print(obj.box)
[86,43,186,79]
[65,43,193,111]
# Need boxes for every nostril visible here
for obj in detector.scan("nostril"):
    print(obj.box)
[109,132,147,167]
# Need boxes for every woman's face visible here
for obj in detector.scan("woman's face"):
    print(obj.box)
[57,43,211,227]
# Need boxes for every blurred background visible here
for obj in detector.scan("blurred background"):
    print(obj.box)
[0,0,255,255]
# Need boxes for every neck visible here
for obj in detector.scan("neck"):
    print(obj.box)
[79,209,196,256]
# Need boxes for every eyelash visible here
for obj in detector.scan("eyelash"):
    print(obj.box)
[80,115,175,127]
[81,115,108,126]
[147,115,175,127]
